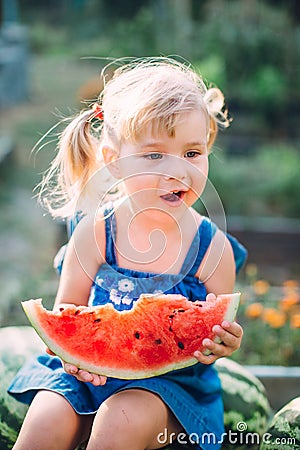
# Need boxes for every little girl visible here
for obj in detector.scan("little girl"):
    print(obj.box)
[9,57,247,450]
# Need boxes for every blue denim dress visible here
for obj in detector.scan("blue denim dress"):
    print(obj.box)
[8,205,247,450]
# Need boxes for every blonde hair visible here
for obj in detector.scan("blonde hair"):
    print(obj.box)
[38,57,231,218]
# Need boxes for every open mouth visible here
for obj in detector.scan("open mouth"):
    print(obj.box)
[160,191,184,203]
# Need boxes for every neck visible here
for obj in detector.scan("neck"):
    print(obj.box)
[112,197,200,273]
[117,196,192,234]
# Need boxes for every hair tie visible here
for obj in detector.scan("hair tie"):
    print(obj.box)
[92,103,104,121]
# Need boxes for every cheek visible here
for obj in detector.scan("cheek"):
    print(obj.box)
[123,173,158,196]
[192,159,209,193]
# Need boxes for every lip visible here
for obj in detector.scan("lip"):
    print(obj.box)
[160,190,186,207]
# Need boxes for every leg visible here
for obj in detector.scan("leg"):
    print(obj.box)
[13,390,93,450]
[86,388,183,450]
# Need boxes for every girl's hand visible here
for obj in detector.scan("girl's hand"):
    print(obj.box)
[63,363,107,386]
[45,347,107,386]
[193,292,243,365]
[193,320,243,365]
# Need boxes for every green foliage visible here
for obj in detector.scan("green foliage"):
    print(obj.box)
[194,55,227,90]
[243,65,287,105]
[28,23,69,54]
[103,7,156,57]
[21,0,300,140]
[232,273,300,366]
[209,144,300,217]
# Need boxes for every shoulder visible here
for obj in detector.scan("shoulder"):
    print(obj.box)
[195,219,235,295]
[69,211,106,266]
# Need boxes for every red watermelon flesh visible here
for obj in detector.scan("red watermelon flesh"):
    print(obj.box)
[21,293,240,379]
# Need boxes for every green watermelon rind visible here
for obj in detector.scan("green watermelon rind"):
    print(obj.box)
[22,293,240,379]
[216,359,272,440]
[259,397,300,450]
[0,326,44,450]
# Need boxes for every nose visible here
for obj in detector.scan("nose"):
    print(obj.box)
[162,156,190,183]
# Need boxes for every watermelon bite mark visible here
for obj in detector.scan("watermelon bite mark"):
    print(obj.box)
[22,293,240,379]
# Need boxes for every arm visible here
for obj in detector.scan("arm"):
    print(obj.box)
[194,229,243,364]
[50,215,108,385]
[54,215,105,309]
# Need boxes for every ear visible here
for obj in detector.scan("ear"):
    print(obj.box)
[102,146,121,179]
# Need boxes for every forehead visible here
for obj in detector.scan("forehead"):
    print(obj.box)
[138,110,208,144]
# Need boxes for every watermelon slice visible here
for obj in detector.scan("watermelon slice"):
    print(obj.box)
[21,293,240,379]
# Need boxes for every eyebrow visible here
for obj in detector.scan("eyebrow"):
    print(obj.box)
[139,142,165,150]
[184,141,207,148]
[140,141,206,150]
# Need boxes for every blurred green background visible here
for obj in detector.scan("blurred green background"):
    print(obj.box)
[0,0,299,327]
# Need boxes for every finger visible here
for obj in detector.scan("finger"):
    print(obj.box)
[193,350,218,365]
[64,363,79,375]
[210,327,239,351]
[212,324,243,350]
[77,370,94,383]
[90,374,107,386]
[99,375,107,385]
[76,371,107,385]
[45,347,56,356]
[221,321,243,338]
[206,293,216,302]
[202,338,229,357]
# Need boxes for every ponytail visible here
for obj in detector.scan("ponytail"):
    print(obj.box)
[38,108,102,218]
[58,109,100,189]
[203,87,231,151]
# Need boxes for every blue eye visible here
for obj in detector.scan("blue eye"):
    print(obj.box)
[185,151,201,158]
[145,153,163,160]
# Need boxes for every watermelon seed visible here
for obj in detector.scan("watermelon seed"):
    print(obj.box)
[59,307,64,312]
[178,309,185,313]
[169,314,174,319]
[74,310,80,315]
[169,326,173,332]
[93,318,101,323]
[134,332,140,339]
[155,339,162,345]
[178,341,184,350]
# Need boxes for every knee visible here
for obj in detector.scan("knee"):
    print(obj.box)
[87,396,146,449]
[14,391,88,450]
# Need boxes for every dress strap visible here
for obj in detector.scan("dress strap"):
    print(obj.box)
[66,211,85,238]
[67,204,118,266]
[180,218,217,278]
[103,205,118,265]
